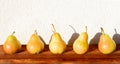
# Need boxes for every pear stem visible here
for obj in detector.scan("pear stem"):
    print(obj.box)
[69,25,77,33]
[34,30,37,34]
[12,31,15,35]
[114,28,117,34]
[101,27,105,34]
[85,26,87,33]
[51,24,56,32]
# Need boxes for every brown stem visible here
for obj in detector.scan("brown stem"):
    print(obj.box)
[34,30,37,34]
[85,26,87,33]
[101,27,105,34]
[12,31,15,35]
[51,24,56,32]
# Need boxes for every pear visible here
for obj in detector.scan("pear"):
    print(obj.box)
[73,26,89,54]
[98,27,116,54]
[3,31,21,54]
[49,24,66,54]
[27,30,44,54]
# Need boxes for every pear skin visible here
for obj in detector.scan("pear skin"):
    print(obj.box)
[73,26,89,54]
[98,28,116,54]
[27,30,44,54]
[3,32,21,54]
[49,24,66,54]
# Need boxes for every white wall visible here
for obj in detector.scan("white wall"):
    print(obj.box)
[0,0,120,44]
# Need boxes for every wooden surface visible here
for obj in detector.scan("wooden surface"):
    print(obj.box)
[0,44,120,64]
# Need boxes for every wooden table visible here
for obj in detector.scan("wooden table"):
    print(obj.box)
[0,44,120,64]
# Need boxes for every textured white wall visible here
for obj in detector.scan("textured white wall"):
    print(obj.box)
[0,0,120,44]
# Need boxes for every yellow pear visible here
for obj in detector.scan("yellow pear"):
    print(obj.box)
[27,30,44,54]
[73,26,89,54]
[98,27,116,54]
[3,31,21,54]
[49,24,66,54]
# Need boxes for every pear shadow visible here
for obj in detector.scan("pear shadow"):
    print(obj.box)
[67,25,79,46]
[48,35,52,44]
[88,32,102,52]
[113,33,120,44]
[38,35,46,45]
[17,45,26,53]
[44,35,52,52]
[65,33,79,52]
[112,29,120,51]
[89,32,102,45]
[112,29,120,44]
[48,35,52,50]
[38,35,49,52]
[67,33,79,46]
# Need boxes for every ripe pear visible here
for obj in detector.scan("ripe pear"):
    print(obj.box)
[73,26,89,54]
[3,31,21,54]
[98,28,116,54]
[49,24,66,54]
[27,30,44,54]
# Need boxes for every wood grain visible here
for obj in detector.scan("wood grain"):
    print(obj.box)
[0,44,120,64]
